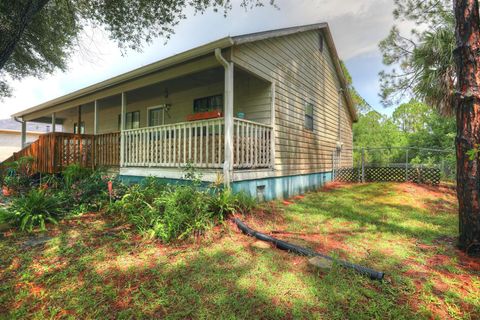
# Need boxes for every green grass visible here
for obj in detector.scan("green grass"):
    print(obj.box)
[0,182,479,319]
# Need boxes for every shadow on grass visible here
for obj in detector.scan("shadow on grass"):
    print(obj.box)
[282,183,457,242]
[0,219,421,320]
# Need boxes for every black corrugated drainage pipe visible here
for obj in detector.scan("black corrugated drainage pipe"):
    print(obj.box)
[233,217,384,281]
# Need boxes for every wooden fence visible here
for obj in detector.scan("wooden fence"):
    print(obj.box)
[3,132,120,174]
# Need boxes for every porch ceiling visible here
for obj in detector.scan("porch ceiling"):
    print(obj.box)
[25,66,225,123]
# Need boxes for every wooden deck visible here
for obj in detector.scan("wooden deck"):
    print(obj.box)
[3,132,120,174]
[2,118,273,174]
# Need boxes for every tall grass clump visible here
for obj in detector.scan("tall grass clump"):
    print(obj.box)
[110,165,256,242]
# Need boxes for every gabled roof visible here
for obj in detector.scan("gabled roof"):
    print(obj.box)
[12,23,357,122]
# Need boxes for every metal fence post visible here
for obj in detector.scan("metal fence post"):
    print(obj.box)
[405,148,409,182]
[361,148,365,183]
[332,152,335,181]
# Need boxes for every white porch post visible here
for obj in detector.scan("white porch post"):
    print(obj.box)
[21,120,26,148]
[93,100,98,135]
[120,93,126,167]
[51,113,56,133]
[224,63,234,187]
[270,82,276,170]
[215,49,234,188]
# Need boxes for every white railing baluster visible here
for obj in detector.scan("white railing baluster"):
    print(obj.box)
[173,125,176,166]
[183,124,187,166]
[211,122,215,165]
[199,124,203,166]
[194,123,198,165]
[233,122,240,167]
[120,118,270,169]
[206,122,209,166]
[218,121,222,166]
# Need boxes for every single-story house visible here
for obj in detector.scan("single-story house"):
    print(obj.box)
[9,23,356,200]
[0,119,61,161]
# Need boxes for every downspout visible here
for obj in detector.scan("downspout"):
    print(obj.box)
[14,116,26,148]
[336,88,344,149]
[334,88,344,174]
[215,48,234,189]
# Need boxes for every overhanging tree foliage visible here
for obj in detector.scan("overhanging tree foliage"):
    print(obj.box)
[379,0,456,115]
[0,0,273,98]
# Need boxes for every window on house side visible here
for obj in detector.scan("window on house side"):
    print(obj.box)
[193,95,223,113]
[305,102,314,131]
[118,111,140,130]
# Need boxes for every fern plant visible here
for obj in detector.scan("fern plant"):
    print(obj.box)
[8,189,63,232]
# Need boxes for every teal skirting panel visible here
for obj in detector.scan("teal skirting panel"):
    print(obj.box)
[232,171,332,201]
[120,171,332,201]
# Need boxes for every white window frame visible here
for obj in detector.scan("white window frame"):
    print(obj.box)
[147,105,172,127]
[304,101,314,131]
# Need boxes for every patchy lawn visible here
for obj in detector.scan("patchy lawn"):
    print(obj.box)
[0,182,479,319]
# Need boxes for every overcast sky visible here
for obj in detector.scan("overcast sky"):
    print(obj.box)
[0,0,401,119]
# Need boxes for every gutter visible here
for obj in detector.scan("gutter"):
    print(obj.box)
[13,116,26,148]
[12,37,234,119]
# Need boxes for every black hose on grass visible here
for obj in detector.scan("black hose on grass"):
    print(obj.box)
[233,217,384,281]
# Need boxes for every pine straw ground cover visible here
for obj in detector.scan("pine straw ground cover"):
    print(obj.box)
[0,182,479,319]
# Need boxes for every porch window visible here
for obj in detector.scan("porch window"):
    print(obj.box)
[118,111,140,130]
[73,121,85,134]
[305,102,314,131]
[148,107,163,126]
[193,94,223,113]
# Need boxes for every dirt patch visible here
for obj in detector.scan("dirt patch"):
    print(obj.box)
[321,182,353,192]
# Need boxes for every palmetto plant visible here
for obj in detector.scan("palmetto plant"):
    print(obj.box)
[9,189,62,232]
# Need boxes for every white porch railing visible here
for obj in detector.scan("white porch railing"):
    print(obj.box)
[121,117,273,170]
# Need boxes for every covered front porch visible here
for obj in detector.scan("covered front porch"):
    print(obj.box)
[13,53,275,182]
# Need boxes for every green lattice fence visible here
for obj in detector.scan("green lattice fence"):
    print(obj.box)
[334,166,441,185]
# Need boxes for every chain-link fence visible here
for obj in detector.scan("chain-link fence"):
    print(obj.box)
[332,147,455,185]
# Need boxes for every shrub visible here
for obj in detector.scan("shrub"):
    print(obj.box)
[108,177,166,218]
[209,189,257,216]
[7,189,63,232]
[0,208,9,224]
[112,180,217,242]
[2,156,35,193]
[111,174,257,242]
[154,186,213,241]
[61,170,126,215]
[233,191,257,215]
[208,188,238,217]
[62,163,91,187]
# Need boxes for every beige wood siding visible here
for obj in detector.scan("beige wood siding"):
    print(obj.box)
[234,71,271,124]
[232,29,354,175]
[0,131,40,161]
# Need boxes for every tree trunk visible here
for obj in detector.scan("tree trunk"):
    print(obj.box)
[454,0,480,255]
[0,0,50,70]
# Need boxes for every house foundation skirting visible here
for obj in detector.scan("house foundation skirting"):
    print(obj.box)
[119,168,332,201]
[231,171,332,201]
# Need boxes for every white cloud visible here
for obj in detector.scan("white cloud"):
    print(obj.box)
[0,0,402,119]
